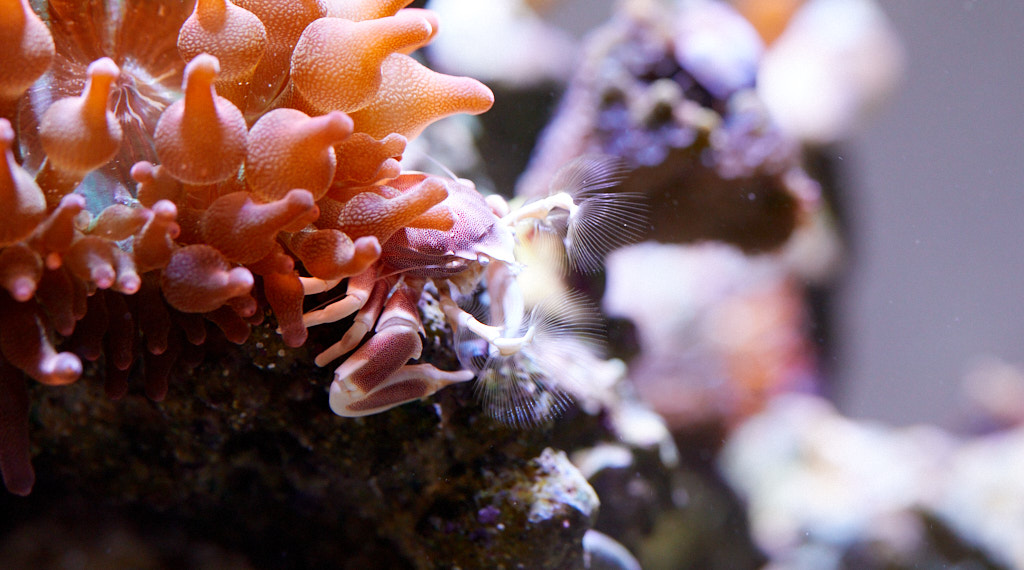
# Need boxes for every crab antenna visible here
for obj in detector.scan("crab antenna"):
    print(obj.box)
[299,276,343,295]
[409,149,461,182]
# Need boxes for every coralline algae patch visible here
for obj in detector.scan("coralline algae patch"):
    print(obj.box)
[0,0,493,496]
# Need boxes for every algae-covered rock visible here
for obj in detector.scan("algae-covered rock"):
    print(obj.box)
[1,309,605,569]
[418,447,599,569]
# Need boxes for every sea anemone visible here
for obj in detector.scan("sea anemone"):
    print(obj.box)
[0,0,493,496]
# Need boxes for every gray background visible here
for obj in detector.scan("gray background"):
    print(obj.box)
[838,1,1024,428]
[540,0,1024,429]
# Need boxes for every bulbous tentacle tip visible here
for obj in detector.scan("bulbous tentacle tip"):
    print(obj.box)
[349,54,495,140]
[0,447,35,496]
[39,352,84,386]
[0,0,55,100]
[290,13,432,113]
[78,56,120,117]
[283,187,316,208]
[184,52,221,85]
[111,248,141,294]
[0,118,13,145]
[325,0,413,20]
[1,466,34,497]
[7,281,35,302]
[154,53,247,185]
[28,193,86,268]
[132,161,184,207]
[201,189,318,264]
[86,56,120,83]
[0,244,43,301]
[134,199,180,273]
[0,119,46,247]
[226,291,258,318]
[116,274,141,295]
[178,0,268,82]
[38,57,124,174]
[352,235,382,263]
[57,192,88,211]
[731,0,806,45]
[194,0,229,19]
[396,8,440,54]
[314,111,355,146]
[338,234,382,277]
[332,132,407,188]
[129,160,155,181]
[1,292,86,386]
[244,108,350,202]
[161,245,254,313]
[150,198,179,218]
[224,272,255,308]
[67,236,128,290]
[330,176,448,244]
[262,270,308,348]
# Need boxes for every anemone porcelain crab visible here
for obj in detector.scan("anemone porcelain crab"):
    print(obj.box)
[300,156,646,422]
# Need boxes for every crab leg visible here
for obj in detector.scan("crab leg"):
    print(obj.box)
[328,283,473,416]
[299,276,342,295]
[302,268,377,328]
[313,276,389,367]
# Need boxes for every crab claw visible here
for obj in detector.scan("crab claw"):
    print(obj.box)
[330,363,473,417]
[326,283,473,416]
